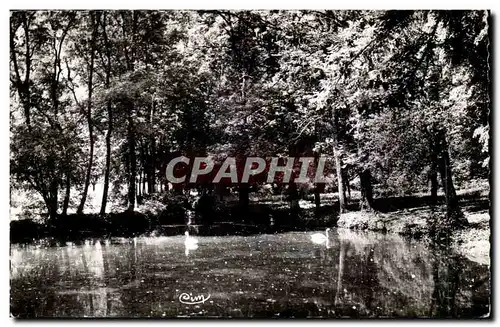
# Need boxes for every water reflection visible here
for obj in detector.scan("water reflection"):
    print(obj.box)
[10,230,490,318]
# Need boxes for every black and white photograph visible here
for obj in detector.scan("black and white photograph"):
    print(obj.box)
[9,8,491,318]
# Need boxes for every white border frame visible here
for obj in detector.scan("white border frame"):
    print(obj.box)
[2,1,497,325]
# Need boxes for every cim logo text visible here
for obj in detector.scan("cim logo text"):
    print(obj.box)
[178,292,211,305]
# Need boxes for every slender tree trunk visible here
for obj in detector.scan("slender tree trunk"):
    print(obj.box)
[145,144,151,194]
[127,105,137,212]
[147,150,153,194]
[100,101,112,216]
[138,171,142,197]
[77,112,94,213]
[23,15,31,132]
[360,169,374,211]
[100,12,112,217]
[77,13,97,214]
[77,110,94,214]
[150,99,156,193]
[139,140,147,194]
[332,107,346,213]
[123,11,137,212]
[45,15,72,220]
[237,70,251,213]
[62,172,71,215]
[333,143,346,213]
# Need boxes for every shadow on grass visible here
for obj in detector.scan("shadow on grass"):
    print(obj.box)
[372,192,489,214]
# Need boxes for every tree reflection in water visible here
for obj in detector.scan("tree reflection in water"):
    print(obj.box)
[429,238,490,318]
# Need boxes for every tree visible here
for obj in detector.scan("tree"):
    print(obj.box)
[10,11,83,220]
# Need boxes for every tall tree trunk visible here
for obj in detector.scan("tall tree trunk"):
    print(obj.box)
[127,105,137,212]
[139,139,148,194]
[333,141,346,213]
[62,172,71,215]
[100,101,112,216]
[100,12,112,217]
[435,130,466,225]
[146,150,153,194]
[141,140,147,195]
[77,12,98,215]
[332,107,346,213]
[23,15,31,131]
[360,169,374,211]
[150,99,156,193]
[123,11,137,212]
[144,145,150,194]
[138,171,142,197]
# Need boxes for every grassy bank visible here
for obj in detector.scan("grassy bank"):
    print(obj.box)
[337,209,490,265]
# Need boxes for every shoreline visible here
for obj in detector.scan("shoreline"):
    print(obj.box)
[337,209,490,266]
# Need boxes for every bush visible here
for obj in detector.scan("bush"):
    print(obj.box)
[195,194,230,224]
[156,193,189,225]
[136,193,167,216]
[10,219,43,244]
[107,211,150,237]
[49,213,109,240]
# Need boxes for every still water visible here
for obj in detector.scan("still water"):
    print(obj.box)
[10,229,490,318]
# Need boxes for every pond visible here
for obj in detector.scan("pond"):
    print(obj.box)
[10,229,490,318]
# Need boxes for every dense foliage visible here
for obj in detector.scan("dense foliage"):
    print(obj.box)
[10,10,490,226]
